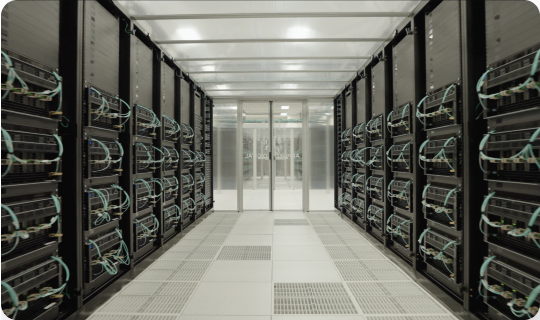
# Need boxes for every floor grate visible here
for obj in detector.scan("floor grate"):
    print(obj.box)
[119,281,198,296]
[160,246,220,260]
[347,282,426,296]
[335,262,409,281]
[274,219,310,226]
[274,283,357,314]
[313,226,356,234]
[355,296,448,314]
[325,246,386,260]
[318,234,370,246]
[141,296,191,313]
[88,316,132,320]
[365,317,457,320]
[217,246,271,260]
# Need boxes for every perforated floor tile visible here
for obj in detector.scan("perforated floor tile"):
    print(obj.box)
[274,219,310,226]
[355,296,448,314]
[347,282,426,296]
[88,316,133,320]
[313,226,356,234]
[325,246,385,260]
[142,296,191,313]
[365,317,457,320]
[274,283,350,297]
[99,296,150,313]
[335,268,409,282]
[318,235,370,246]
[217,246,271,260]
[336,260,397,270]
[274,283,357,314]
[169,269,208,281]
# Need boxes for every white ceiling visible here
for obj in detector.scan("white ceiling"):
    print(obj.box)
[117,1,421,98]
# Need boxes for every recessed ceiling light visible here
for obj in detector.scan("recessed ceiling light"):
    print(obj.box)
[280,113,287,116]
[325,113,330,115]
[231,106,237,110]
[281,106,289,109]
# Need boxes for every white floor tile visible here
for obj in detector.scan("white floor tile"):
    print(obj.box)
[231,225,273,235]
[273,261,342,282]
[273,212,307,219]
[182,282,271,315]
[224,235,273,246]
[202,261,272,282]
[273,317,363,320]
[273,234,321,245]
[273,245,330,261]
[181,317,271,320]
[273,226,316,235]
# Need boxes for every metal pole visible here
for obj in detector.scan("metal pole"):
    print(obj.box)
[253,129,257,190]
[269,101,274,211]
[302,99,309,211]
[237,100,243,212]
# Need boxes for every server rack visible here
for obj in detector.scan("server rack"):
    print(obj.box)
[1,2,68,319]
[478,2,540,319]
[1,0,214,317]
[332,0,540,317]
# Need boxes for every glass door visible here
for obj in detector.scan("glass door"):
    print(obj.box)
[272,101,303,210]
[242,102,271,210]
[240,101,304,211]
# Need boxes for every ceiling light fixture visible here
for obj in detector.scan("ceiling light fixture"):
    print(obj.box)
[280,113,287,116]
[281,106,289,109]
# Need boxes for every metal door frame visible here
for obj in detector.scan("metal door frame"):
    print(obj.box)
[237,99,309,211]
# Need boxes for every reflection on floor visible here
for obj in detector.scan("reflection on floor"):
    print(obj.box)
[88,211,461,320]
[214,176,334,211]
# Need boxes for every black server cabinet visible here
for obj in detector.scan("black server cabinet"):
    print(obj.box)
[161,60,181,241]
[1,2,67,319]
[80,0,130,299]
[479,3,540,317]
[180,79,195,228]
[418,0,464,300]
[352,74,370,230]
[387,28,417,265]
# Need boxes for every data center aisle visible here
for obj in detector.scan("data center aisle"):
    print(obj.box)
[88,211,460,320]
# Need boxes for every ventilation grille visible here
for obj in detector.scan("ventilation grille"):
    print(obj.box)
[355,296,448,314]
[98,295,193,314]
[313,226,357,234]
[217,246,271,260]
[308,218,347,226]
[274,219,310,226]
[120,282,198,296]
[274,283,357,314]
[160,246,220,260]
[318,234,369,246]
[325,246,387,260]
[365,317,457,320]
[347,282,426,297]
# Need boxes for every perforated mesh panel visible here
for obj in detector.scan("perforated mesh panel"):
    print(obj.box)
[274,283,357,314]
[274,219,310,226]
[355,296,448,314]
[313,226,356,233]
[217,246,271,260]
[347,282,426,296]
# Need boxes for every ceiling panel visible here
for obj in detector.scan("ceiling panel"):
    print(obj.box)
[161,42,383,61]
[189,72,353,82]
[118,1,420,15]
[210,89,337,97]
[180,59,366,72]
[203,82,344,90]
[116,0,421,97]
[131,17,403,42]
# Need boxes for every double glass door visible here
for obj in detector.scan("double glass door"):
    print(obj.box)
[242,101,303,210]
